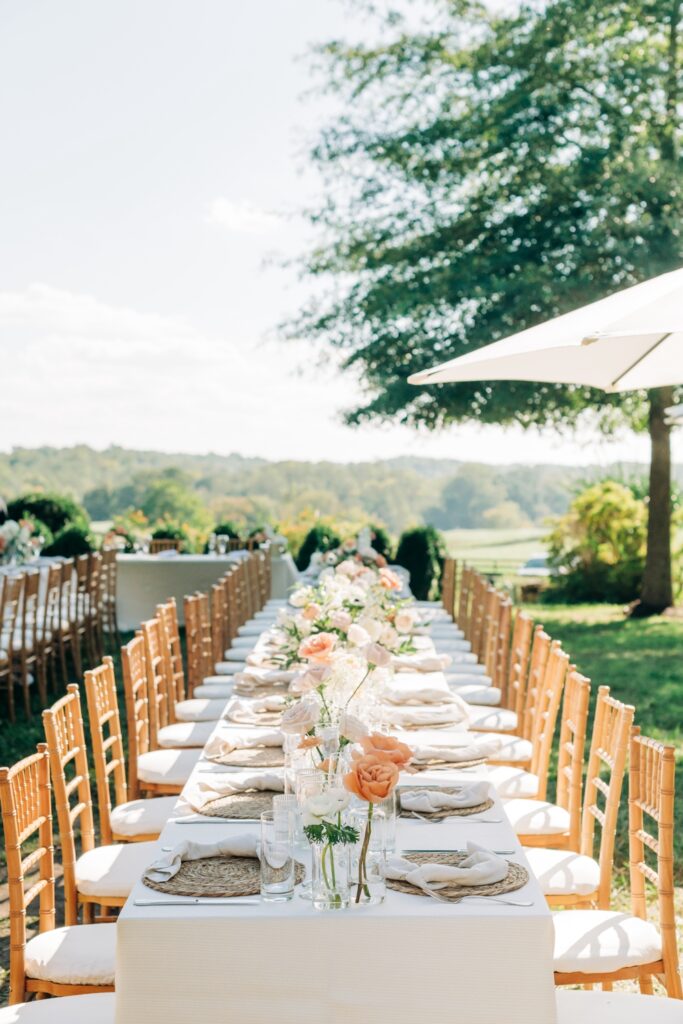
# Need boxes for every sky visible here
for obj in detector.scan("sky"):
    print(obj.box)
[0,0,671,468]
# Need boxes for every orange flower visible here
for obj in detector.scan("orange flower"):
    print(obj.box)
[378,568,402,591]
[358,733,413,769]
[343,753,399,803]
[298,632,337,664]
[298,735,323,750]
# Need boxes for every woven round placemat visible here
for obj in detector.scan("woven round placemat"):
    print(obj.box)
[411,757,487,771]
[398,787,494,820]
[387,852,528,902]
[199,790,278,819]
[207,747,285,769]
[143,856,304,898]
[234,684,288,698]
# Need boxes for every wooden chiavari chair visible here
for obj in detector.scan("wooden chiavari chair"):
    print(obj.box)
[554,731,682,997]
[149,537,182,554]
[121,634,199,798]
[40,562,63,693]
[440,557,455,618]
[525,688,635,907]
[42,686,156,925]
[100,547,120,651]
[0,745,116,1002]
[86,551,104,665]
[57,559,80,683]
[504,670,591,849]
[457,565,473,636]
[8,570,44,715]
[151,606,217,747]
[71,555,90,674]
[0,575,23,720]
[84,657,176,843]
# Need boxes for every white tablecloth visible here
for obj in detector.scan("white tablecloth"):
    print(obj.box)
[115,646,557,1022]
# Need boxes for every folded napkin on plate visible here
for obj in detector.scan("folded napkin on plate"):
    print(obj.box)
[145,833,259,883]
[186,770,285,810]
[392,653,453,673]
[410,734,503,763]
[400,781,491,813]
[381,677,465,706]
[386,842,507,891]
[204,728,284,760]
[382,701,471,730]
[224,695,287,724]
[234,666,296,687]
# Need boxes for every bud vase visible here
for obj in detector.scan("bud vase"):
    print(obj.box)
[310,840,351,910]
[349,805,387,905]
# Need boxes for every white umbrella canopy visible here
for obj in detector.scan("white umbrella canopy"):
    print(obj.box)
[408,267,683,393]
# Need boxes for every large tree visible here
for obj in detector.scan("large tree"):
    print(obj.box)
[289,0,683,612]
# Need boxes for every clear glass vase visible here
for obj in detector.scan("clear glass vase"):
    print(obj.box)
[310,841,351,910]
[349,805,387,906]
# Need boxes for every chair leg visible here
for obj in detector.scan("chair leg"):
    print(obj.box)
[639,975,654,995]
[71,627,82,678]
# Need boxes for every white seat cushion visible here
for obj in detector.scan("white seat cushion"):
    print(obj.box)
[474,733,532,763]
[110,796,177,838]
[442,651,478,665]
[450,683,501,706]
[174,697,225,722]
[138,747,200,787]
[469,707,517,731]
[424,626,465,639]
[503,798,570,835]
[237,624,274,636]
[157,720,215,748]
[201,675,236,687]
[553,910,662,973]
[431,639,471,652]
[193,683,234,699]
[557,991,683,1023]
[214,661,245,674]
[0,994,116,1023]
[524,847,600,896]
[24,924,116,985]
[75,840,157,898]
[482,765,540,798]
[446,663,488,678]
[222,649,249,662]
[228,636,257,649]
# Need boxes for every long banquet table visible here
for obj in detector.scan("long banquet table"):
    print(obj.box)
[115,630,557,1023]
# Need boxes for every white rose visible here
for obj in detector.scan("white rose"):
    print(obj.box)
[289,665,330,695]
[394,609,416,634]
[347,623,371,647]
[302,786,350,826]
[294,614,313,637]
[380,624,400,650]
[364,642,392,668]
[290,587,313,609]
[357,616,382,642]
[336,558,358,578]
[280,700,320,735]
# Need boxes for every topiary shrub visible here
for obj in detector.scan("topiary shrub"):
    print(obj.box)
[214,521,241,538]
[395,525,446,600]
[295,524,341,572]
[7,492,89,535]
[151,522,190,550]
[44,524,94,557]
[368,524,393,560]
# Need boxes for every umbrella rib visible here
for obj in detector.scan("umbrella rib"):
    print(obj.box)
[609,332,672,390]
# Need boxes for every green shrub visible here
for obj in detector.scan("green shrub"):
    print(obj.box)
[214,521,241,538]
[295,524,341,571]
[368,524,393,560]
[151,522,190,549]
[44,524,94,557]
[395,525,445,600]
[545,480,647,603]
[8,492,89,535]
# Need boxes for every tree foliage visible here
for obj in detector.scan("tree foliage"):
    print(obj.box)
[287,0,682,430]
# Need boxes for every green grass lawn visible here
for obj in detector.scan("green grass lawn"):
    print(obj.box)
[445,526,547,568]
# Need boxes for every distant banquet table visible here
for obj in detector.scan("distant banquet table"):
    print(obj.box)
[116,550,299,629]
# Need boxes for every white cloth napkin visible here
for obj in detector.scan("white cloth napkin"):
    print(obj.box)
[234,666,296,687]
[382,701,471,729]
[399,781,491,813]
[392,653,453,673]
[145,833,259,883]
[381,677,464,706]
[204,728,284,760]
[224,695,287,724]
[386,842,508,891]
[186,770,285,810]
[409,734,503,763]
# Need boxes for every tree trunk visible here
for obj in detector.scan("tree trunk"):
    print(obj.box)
[637,387,674,614]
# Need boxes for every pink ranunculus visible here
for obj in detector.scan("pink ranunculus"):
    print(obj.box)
[298,632,337,664]
[330,609,352,632]
[364,642,392,668]
[289,664,331,695]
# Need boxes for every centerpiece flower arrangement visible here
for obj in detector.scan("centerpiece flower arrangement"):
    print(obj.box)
[301,787,358,909]
[0,519,39,566]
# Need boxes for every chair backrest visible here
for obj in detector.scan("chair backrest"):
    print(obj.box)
[528,640,568,798]
[441,558,455,616]
[457,565,472,633]
[504,611,534,714]
[121,633,152,797]
[628,730,682,996]
[157,598,186,705]
[74,554,89,621]
[42,685,95,925]
[16,570,41,654]
[140,617,171,742]
[84,656,127,845]
[471,581,494,660]
[580,686,635,908]
[150,538,182,554]
[59,558,76,628]
[86,551,102,619]
[0,745,55,1004]
[522,625,551,741]
[211,583,226,667]
[42,562,63,646]
[553,669,591,850]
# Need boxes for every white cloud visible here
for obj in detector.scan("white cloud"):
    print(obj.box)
[206,197,282,234]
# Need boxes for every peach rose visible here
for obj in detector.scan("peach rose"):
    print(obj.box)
[358,733,413,768]
[378,568,402,591]
[302,602,322,622]
[298,632,337,664]
[343,753,399,803]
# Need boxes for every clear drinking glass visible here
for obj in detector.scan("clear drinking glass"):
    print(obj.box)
[208,532,217,556]
[217,534,229,556]
[260,810,295,902]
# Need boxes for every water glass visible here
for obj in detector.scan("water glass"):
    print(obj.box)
[208,532,217,556]
[217,534,229,555]
[260,810,295,902]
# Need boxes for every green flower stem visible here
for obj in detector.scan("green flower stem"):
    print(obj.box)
[355,803,374,904]
[345,666,371,709]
